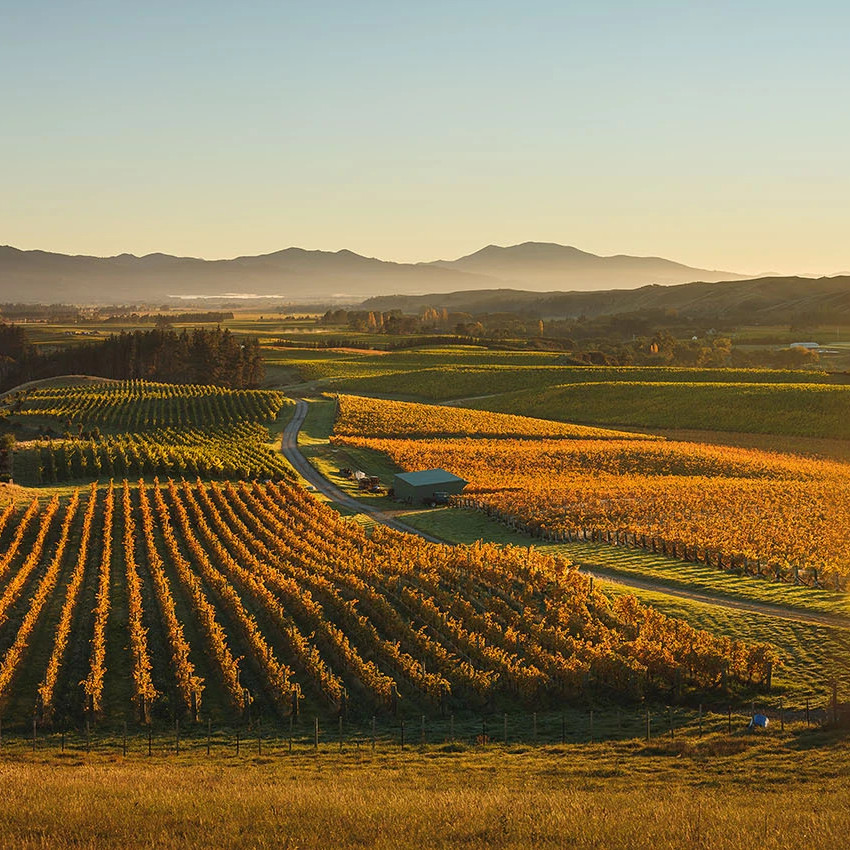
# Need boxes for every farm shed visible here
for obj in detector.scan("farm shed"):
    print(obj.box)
[392,469,468,504]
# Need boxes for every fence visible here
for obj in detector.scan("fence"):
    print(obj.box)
[3,694,845,759]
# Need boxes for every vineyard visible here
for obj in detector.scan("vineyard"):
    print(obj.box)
[15,424,291,485]
[333,394,658,440]
[0,478,774,728]
[335,397,850,587]
[4,380,291,484]
[4,380,284,431]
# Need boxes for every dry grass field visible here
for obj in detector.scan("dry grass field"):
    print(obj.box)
[0,733,846,849]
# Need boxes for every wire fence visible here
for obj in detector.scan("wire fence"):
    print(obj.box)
[3,694,845,758]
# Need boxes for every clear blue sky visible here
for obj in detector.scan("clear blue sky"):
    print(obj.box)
[2,0,848,274]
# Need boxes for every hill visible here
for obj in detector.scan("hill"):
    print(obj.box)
[361,274,850,323]
[430,242,744,289]
[0,242,742,304]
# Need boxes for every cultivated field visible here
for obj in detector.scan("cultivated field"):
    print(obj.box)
[0,333,846,849]
[336,396,850,587]
[3,381,291,484]
[462,380,850,438]
[0,472,776,729]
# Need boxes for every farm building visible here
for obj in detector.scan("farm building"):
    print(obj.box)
[392,469,468,504]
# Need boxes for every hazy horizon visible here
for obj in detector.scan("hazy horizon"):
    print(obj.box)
[3,1,849,277]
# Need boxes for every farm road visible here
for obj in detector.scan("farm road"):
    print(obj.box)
[281,399,443,543]
[281,399,849,629]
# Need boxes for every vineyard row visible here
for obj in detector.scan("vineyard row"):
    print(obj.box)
[0,480,776,727]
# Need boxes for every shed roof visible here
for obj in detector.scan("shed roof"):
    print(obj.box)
[394,468,468,487]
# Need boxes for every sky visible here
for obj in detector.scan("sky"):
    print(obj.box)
[1,0,848,275]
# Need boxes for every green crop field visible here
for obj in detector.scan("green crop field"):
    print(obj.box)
[322,364,836,402]
[461,380,850,438]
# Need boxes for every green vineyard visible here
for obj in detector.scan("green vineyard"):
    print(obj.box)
[16,424,291,485]
[4,380,291,484]
[5,380,285,431]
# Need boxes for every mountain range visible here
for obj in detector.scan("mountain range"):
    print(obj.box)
[0,242,746,304]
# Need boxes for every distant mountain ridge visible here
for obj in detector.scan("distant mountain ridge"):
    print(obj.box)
[428,242,743,288]
[0,242,745,304]
[361,275,850,325]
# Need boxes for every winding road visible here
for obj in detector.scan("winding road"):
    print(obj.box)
[281,399,444,543]
[281,399,849,629]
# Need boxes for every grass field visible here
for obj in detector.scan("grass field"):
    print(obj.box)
[462,380,850,438]
[0,734,846,849]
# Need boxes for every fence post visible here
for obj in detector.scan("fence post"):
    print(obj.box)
[148,723,152,756]
[207,718,211,756]
[450,713,454,742]
[236,729,240,756]
[175,717,180,756]
[504,713,508,746]
[533,712,537,743]
[339,716,343,752]
[400,719,405,750]
[32,717,36,752]
[86,719,91,754]
[123,721,127,757]
[314,717,318,750]
[421,714,426,747]
[668,706,673,740]
[645,708,650,742]
[371,716,376,752]
[482,717,487,746]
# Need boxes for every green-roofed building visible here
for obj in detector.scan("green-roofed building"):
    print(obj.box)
[392,468,468,505]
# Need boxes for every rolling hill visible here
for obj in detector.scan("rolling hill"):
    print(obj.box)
[361,275,850,323]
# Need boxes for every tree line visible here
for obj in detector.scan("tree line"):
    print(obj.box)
[0,326,264,391]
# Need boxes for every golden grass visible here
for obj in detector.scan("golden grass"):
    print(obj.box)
[0,734,846,848]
